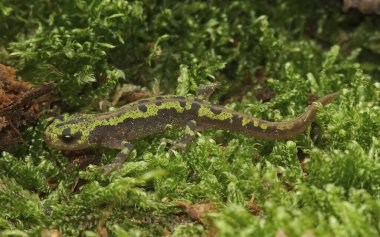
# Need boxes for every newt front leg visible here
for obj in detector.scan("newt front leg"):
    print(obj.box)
[103,141,134,174]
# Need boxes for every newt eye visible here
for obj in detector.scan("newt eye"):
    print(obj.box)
[60,128,81,143]
[61,134,76,143]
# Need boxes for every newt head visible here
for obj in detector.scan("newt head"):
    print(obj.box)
[44,114,94,151]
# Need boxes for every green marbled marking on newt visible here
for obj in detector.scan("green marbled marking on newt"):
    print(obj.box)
[276,123,294,131]
[242,117,251,126]
[184,102,192,110]
[259,123,268,130]
[197,106,233,122]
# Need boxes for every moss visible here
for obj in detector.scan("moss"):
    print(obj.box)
[1,1,379,236]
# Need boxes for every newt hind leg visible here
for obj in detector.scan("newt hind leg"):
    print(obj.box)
[196,82,221,100]
[168,120,201,152]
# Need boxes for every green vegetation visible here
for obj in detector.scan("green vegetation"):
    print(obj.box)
[1,1,379,236]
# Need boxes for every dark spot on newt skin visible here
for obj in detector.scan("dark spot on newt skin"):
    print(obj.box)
[61,128,82,143]
[55,115,65,121]
[245,121,265,134]
[179,100,186,108]
[154,97,165,106]
[62,128,71,137]
[232,114,242,127]
[210,106,222,115]
[138,99,150,104]
[194,98,203,103]
[76,131,82,138]
[138,105,148,112]
[190,102,201,113]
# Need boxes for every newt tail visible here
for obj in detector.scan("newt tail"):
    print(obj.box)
[230,92,340,140]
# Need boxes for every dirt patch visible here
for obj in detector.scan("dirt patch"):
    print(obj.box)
[0,64,55,151]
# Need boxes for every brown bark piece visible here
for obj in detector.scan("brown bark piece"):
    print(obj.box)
[176,201,218,225]
[0,64,55,151]
[247,195,264,217]
[176,201,219,237]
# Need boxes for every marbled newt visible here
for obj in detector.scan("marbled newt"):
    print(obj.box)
[45,83,338,167]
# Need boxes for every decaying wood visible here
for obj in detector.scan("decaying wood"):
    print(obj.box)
[0,64,55,151]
